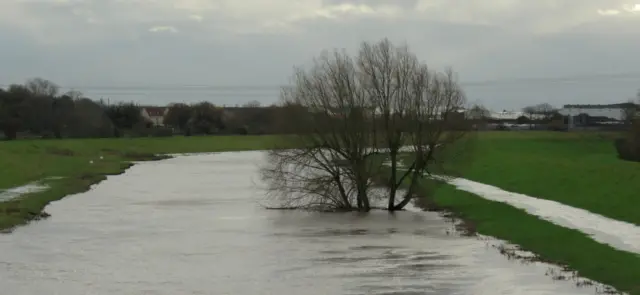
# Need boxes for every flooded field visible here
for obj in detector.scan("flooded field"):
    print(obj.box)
[0,152,609,294]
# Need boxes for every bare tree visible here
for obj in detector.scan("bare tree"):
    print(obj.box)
[620,91,639,124]
[25,78,59,97]
[522,105,536,128]
[467,105,490,120]
[63,90,84,101]
[466,105,490,129]
[522,103,557,128]
[533,103,558,122]
[522,106,535,115]
[261,39,473,212]
[621,101,636,126]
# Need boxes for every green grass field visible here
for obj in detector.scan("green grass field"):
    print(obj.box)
[407,131,639,294]
[457,131,640,225]
[0,135,281,189]
[418,182,640,295]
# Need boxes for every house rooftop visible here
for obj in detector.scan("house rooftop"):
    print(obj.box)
[141,106,168,117]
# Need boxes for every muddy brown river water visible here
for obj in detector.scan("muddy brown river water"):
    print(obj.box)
[0,151,610,294]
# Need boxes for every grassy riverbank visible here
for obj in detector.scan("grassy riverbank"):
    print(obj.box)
[458,131,640,225]
[410,131,640,294]
[0,135,280,231]
[416,181,640,295]
[2,131,638,294]
[1,131,632,232]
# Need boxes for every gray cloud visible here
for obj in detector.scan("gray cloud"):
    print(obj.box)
[0,0,639,110]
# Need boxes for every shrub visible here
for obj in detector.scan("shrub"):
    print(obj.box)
[615,119,640,162]
[615,138,635,161]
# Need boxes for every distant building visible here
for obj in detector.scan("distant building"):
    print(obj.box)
[558,103,637,129]
[559,103,632,121]
[140,106,169,126]
[484,110,545,121]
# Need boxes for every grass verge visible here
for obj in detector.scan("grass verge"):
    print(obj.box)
[415,178,640,295]
[458,131,640,225]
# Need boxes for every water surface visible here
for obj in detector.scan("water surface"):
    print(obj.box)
[0,152,606,294]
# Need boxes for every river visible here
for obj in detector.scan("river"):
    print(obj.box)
[0,151,608,294]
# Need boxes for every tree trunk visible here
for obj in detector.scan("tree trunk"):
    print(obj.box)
[392,171,420,211]
[387,151,397,210]
[357,176,370,212]
[359,190,370,212]
[351,159,370,212]
[334,173,352,209]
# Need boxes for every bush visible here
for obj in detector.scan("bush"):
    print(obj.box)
[615,138,640,162]
[616,117,640,162]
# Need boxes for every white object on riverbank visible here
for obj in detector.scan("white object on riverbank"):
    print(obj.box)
[385,160,640,254]
[0,182,50,202]
[435,175,640,255]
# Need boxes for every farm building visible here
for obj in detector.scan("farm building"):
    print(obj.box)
[558,103,637,129]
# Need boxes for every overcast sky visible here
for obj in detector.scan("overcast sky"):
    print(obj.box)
[1,0,639,110]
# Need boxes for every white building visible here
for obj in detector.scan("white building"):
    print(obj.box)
[140,107,169,126]
[558,103,637,129]
[558,104,630,121]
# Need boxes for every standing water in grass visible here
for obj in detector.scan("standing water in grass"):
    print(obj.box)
[0,182,49,202]
[441,177,640,255]
[0,152,612,294]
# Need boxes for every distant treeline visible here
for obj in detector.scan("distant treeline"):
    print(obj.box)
[2,78,633,141]
[0,78,287,140]
[0,78,488,141]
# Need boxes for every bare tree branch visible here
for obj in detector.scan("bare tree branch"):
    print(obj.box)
[262,38,474,212]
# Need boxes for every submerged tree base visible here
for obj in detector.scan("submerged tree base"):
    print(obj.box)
[263,205,392,213]
[262,38,476,214]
